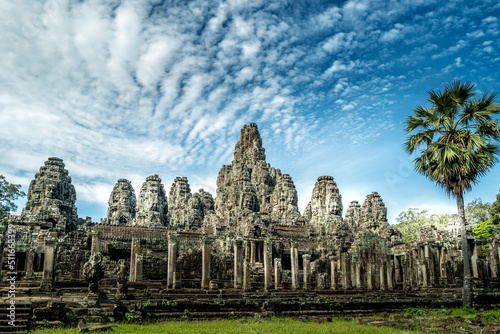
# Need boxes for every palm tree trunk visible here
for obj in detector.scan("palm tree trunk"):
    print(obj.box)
[457,192,473,306]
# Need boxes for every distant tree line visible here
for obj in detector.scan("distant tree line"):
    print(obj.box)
[395,192,500,256]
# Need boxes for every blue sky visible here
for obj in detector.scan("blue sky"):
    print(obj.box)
[1,0,500,223]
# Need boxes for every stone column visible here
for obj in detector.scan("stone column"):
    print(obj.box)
[367,262,374,290]
[402,257,410,288]
[26,248,35,277]
[329,256,336,290]
[419,259,427,287]
[355,261,362,289]
[487,238,498,278]
[201,238,211,289]
[167,235,178,289]
[264,241,273,290]
[425,245,436,286]
[40,236,57,291]
[341,252,351,290]
[274,258,282,290]
[243,259,252,291]
[91,230,100,256]
[135,254,143,281]
[303,254,311,290]
[471,240,481,278]
[394,255,401,285]
[250,241,256,266]
[244,240,251,261]
[380,260,386,290]
[439,248,447,279]
[129,238,140,282]
[387,255,394,290]
[291,244,299,290]
[234,240,243,288]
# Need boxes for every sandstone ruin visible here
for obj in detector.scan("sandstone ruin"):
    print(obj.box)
[1,123,499,325]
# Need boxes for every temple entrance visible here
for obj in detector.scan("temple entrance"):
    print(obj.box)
[16,252,26,271]
[119,216,128,225]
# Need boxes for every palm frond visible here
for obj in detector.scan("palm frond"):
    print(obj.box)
[404,79,500,199]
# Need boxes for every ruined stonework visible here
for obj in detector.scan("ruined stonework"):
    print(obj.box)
[344,201,362,231]
[1,123,496,303]
[271,174,301,225]
[115,259,128,299]
[303,176,343,234]
[360,192,389,231]
[21,157,77,230]
[106,179,136,225]
[215,123,301,228]
[83,252,105,294]
[136,175,168,227]
[168,177,213,230]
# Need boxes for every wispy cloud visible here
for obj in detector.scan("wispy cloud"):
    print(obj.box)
[1,0,499,222]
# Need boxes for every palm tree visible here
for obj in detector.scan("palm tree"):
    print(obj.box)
[404,80,500,306]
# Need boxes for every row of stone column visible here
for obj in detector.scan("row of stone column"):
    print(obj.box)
[120,235,473,291]
[329,252,396,290]
[235,241,309,291]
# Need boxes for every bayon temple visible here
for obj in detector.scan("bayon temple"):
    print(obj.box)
[2,123,500,296]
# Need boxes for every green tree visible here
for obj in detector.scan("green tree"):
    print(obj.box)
[0,175,26,219]
[395,208,430,243]
[429,213,451,230]
[472,220,498,256]
[395,208,450,243]
[465,198,492,226]
[403,80,500,306]
[490,190,500,225]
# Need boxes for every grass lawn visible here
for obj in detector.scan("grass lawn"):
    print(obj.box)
[30,317,417,334]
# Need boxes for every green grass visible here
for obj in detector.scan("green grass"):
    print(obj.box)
[30,317,417,334]
[398,306,500,320]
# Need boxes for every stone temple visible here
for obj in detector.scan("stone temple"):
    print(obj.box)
[1,123,499,323]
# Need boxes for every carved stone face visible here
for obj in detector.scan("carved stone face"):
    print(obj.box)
[44,182,58,199]
[242,194,254,211]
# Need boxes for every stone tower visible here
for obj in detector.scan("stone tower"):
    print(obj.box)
[344,200,362,231]
[106,179,136,225]
[168,177,213,230]
[21,157,77,230]
[136,174,168,227]
[215,123,301,228]
[271,174,301,224]
[303,176,343,234]
[360,192,388,231]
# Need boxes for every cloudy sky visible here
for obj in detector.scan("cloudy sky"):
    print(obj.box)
[1,0,500,223]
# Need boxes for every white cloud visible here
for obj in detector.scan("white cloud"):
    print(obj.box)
[341,103,356,111]
[323,32,356,53]
[325,60,357,74]
[1,0,499,221]
[136,37,179,87]
[381,23,406,42]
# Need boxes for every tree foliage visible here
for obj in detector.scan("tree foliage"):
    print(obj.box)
[395,208,449,243]
[0,175,26,219]
[491,190,500,225]
[472,220,498,256]
[403,80,500,307]
[465,198,492,226]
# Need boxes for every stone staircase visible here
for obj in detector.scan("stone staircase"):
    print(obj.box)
[0,302,32,334]
[2,283,500,325]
